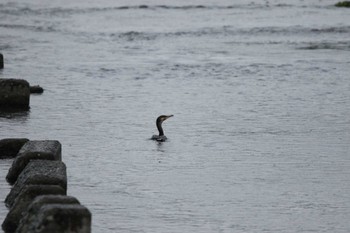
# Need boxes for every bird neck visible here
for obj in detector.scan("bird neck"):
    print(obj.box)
[157,121,164,136]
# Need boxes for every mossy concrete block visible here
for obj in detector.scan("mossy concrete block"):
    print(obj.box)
[17,195,80,233]
[335,1,350,7]
[0,138,29,159]
[5,160,67,208]
[0,79,30,110]
[1,185,66,233]
[6,140,62,184]
[21,204,91,233]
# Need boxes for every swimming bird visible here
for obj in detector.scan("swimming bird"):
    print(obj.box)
[151,115,173,142]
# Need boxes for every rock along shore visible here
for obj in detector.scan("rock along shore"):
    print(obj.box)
[0,139,91,233]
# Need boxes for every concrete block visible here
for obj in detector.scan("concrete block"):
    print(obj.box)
[6,140,62,184]
[0,79,30,110]
[2,185,66,233]
[29,85,44,94]
[19,204,91,233]
[31,205,90,233]
[5,160,67,208]
[335,1,350,7]
[17,195,80,233]
[0,138,29,159]
[0,53,3,69]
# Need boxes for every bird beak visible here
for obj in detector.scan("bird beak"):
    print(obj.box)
[165,115,174,120]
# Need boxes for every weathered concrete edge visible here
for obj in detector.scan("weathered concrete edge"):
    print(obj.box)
[0,138,29,159]
[17,203,92,233]
[1,139,92,233]
[2,185,66,233]
[5,160,67,208]
[16,195,81,233]
[0,78,30,110]
[6,140,62,185]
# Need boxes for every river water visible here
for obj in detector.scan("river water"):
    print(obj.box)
[1,0,350,232]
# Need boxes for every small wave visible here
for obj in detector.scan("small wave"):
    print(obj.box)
[298,41,350,50]
[0,3,306,16]
[238,25,350,35]
[107,25,350,42]
[94,3,313,11]
[164,25,350,39]
[231,129,294,136]
[310,26,350,33]
[0,4,238,16]
[173,25,350,38]
[0,23,57,33]
[115,31,157,41]
[110,5,208,10]
[0,44,11,50]
[99,68,116,73]
[0,3,342,18]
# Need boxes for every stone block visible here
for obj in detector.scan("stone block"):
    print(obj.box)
[0,53,3,69]
[6,140,62,184]
[0,79,30,110]
[0,138,29,159]
[17,195,80,233]
[2,185,66,233]
[335,1,350,7]
[5,160,67,208]
[29,85,44,94]
[19,204,91,233]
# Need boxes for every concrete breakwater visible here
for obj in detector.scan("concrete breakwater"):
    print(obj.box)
[0,139,91,233]
[0,77,44,111]
[0,79,30,111]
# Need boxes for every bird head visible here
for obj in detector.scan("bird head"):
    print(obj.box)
[156,115,173,124]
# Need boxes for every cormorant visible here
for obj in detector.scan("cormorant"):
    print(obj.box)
[151,115,173,142]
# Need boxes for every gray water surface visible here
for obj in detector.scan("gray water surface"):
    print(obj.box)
[1,0,350,232]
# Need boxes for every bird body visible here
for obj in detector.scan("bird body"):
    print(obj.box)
[151,134,168,142]
[151,115,173,141]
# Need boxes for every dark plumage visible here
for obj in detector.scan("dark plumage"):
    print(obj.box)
[151,115,173,141]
